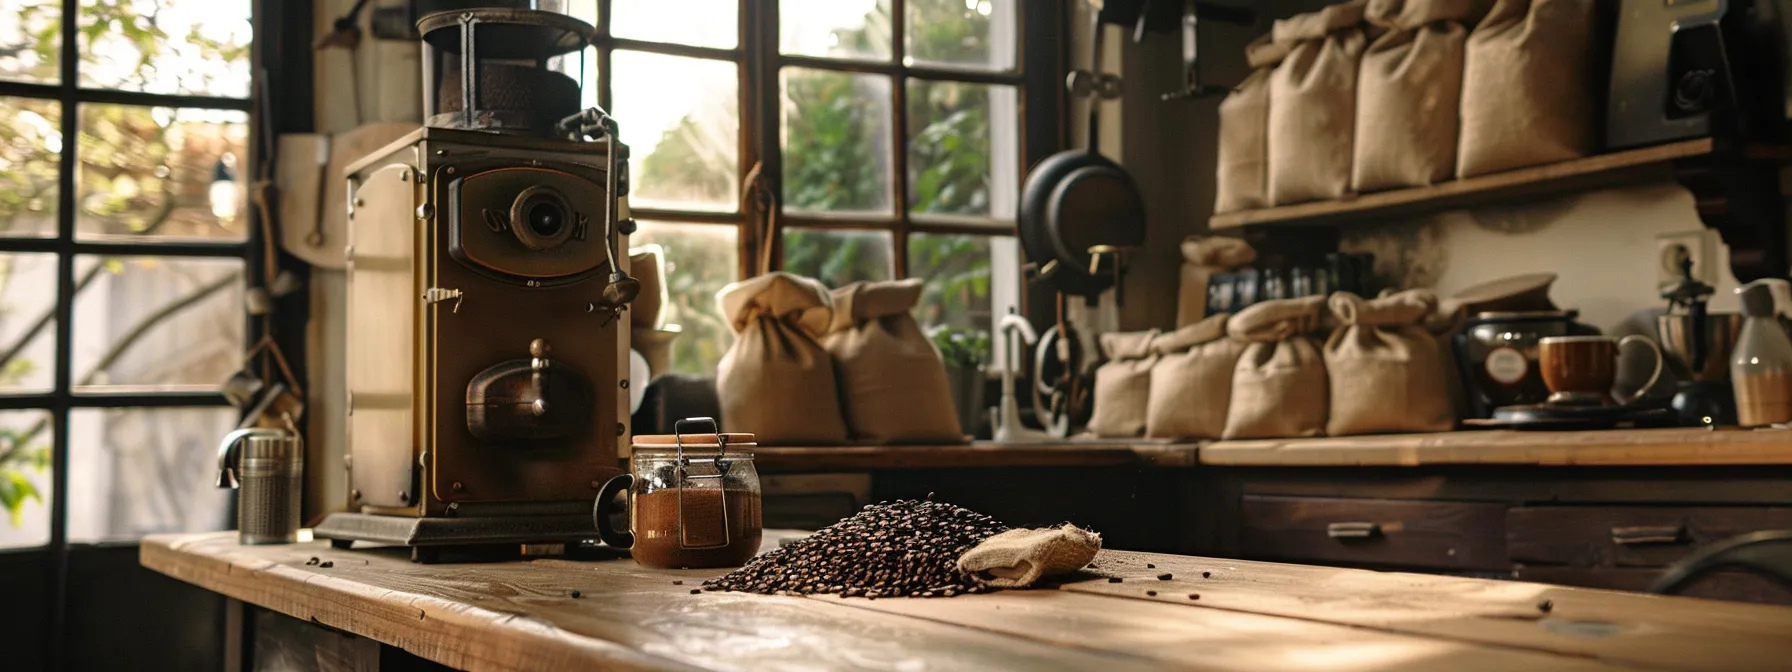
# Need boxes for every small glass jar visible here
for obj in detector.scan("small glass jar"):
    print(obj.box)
[595,419,762,569]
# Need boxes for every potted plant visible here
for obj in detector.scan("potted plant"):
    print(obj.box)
[929,327,991,438]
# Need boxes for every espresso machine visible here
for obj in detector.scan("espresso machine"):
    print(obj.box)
[315,7,639,562]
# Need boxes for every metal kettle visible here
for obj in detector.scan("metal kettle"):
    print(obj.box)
[216,428,304,545]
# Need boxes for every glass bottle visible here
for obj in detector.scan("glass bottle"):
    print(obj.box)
[1731,280,1792,427]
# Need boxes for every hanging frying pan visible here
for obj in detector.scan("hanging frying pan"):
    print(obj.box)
[1018,7,1146,298]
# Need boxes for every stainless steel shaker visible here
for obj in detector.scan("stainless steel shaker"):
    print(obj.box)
[216,428,304,545]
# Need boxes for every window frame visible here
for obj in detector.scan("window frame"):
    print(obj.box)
[590,0,1066,286]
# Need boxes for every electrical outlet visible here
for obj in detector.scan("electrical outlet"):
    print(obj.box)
[1657,230,1716,290]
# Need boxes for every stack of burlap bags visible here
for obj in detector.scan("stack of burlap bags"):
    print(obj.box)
[1088,290,1454,440]
[714,273,965,446]
[1216,0,1598,212]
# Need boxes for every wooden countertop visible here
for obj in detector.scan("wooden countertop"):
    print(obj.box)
[1200,427,1792,467]
[145,531,1792,671]
[752,440,1200,472]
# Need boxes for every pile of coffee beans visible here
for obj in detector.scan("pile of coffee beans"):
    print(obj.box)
[703,497,1010,598]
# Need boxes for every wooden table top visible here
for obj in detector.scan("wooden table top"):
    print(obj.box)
[144,531,1792,672]
[1200,427,1792,467]
[753,440,1200,472]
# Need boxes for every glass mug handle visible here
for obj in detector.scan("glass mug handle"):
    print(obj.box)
[1616,334,1665,405]
[593,473,635,549]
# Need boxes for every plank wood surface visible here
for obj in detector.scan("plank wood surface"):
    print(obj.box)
[1208,139,1712,229]
[753,440,1201,473]
[143,531,1792,671]
[1200,427,1792,467]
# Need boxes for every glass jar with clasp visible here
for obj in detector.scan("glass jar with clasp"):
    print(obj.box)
[594,418,762,569]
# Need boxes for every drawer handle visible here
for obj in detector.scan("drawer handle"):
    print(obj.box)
[1327,522,1382,539]
[1611,525,1688,546]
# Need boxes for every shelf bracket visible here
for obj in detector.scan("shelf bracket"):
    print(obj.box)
[1674,146,1791,283]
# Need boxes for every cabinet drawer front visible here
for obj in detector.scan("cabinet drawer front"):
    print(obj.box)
[1508,506,1792,568]
[1240,496,1509,571]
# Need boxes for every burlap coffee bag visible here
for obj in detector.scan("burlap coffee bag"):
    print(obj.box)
[1223,295,1329,439]
[1215,36,1294,214]
[824,279,964,444]
[1458,0,1596,177]
[716,272,848,445]
[1087,330,1161,439]
[1146,314,1246,440]
[1325,290,1454,436]
[1177,236,1257,328]
[1354,0,1485,191]
[1268,0,1368,205]
[629,245,667,330]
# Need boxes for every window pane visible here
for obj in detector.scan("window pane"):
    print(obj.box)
[781,0,892,61]
[0,1,60,84]
[0,410,54,550]
[0,253,59,394]
[78,105,250,242]
[906,0,1017,70]
[906,81,1019,218]
[630,222,737,377]
[782,228,893,287]
[611,0,738,49]
[78,0,253,98]
[613,51,739,212]
[0,97,61,238]
[908,233,1001,333]
[71,256,245,391]
[781,69,893,214]
[69,406,235,541]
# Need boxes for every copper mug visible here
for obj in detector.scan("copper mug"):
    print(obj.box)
[1538,335,1664,406]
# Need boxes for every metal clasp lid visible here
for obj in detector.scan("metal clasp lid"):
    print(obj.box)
[216,428,292,489]
[672,417,730,550]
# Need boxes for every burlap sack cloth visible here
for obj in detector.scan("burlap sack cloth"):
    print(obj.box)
[1146,314,1246,440]
[1324,290,1455,436]
[1223,295,1330,439]
[1087,330,1161,438]
[1215,35,1294,214]
[1353,0,1488,192]
[957,525,1102,589]
[1457,0,1596,178]
[715,272,849,445]
[1268,0,1368,205]
[824,279,965,444]
[1177,236,1257,328]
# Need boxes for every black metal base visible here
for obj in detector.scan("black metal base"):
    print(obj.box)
[314,512,607,563]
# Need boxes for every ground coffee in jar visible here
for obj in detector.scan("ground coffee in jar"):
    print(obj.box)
[595,422,763,570]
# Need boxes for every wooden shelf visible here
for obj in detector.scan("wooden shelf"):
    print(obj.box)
[753,440,1200,473]
[1209,138,1714,230]
[1200,427,1792,467]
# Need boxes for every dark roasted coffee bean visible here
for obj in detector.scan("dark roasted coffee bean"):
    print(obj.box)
[1202,572,1211,579]
[1188,594,1200,600]
[1146,591,1157,597]
[1146,564,1155,569]
[1108,577,1122,583]
[672,580,683,585]
[1158,573,1173,581]
[570,590,582,598]
[318,561,334,568]
[690,589,701,595]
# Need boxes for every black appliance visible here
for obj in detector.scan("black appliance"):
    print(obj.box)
[1608,0,1792,149]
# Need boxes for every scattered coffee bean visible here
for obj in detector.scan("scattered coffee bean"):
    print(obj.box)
[1158,573,1173,581]
[1108,577,1123,583]
[1146,564,1155,569]
[1201,572,1211,579]
[569,590,581,598]
[672,580,683,585]
[1188,594,1200,600]
[702,499,1010,599]
[1538,599,1553,613]
[305,557,320,566]
[690,589,701,595]
[318,561,333,568]
[1146,590,1158,597]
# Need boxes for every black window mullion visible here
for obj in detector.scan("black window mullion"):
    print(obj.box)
[891,0,911,280]
[47,1,79,667]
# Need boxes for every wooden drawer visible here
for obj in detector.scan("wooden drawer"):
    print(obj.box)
[1239,495,1509,571]
[1514,566,1792,606]
[1508,506,1792,568]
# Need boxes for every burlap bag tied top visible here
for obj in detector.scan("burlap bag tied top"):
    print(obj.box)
[1268,0,1369,205]
[1458,0,1596,178]
[1223,295,1330,439]
[1088,329,1161,438]
[716,272,849,445]
[824,279,964,444]
[1177,236,1258,327]
[957,525,1102,589]
[1146,314,1245,440]
[1215,35,1294,214]
[1353,0,1487,192]
[1324,290,1455,436]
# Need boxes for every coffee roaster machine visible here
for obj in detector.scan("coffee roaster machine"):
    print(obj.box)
[314,7,641,562]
